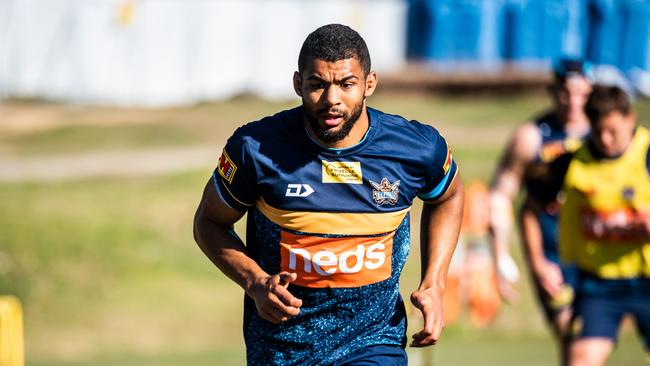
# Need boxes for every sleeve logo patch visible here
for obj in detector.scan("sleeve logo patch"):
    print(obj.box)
[217,150,237,184]
[443,143,453,175]
[322,161,363,184]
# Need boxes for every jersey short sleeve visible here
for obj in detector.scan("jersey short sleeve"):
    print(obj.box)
[213,128,258,212]
[416,127,458,202]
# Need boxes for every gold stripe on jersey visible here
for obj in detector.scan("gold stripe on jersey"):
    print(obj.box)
[255,197,410,235]
[559,126,650,278]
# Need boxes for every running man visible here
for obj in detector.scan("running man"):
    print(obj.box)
[552,85,650,365]
[488,59,592,360]
[193,24,464,365]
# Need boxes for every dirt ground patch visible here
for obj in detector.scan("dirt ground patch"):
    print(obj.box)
[0,145,216,182]
[0,102,175,135]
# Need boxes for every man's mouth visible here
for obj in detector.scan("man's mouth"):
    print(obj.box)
[321,113,344,127]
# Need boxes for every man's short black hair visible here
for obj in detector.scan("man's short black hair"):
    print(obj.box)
[553,58,591,84]
[585,85,632,124]
[298,24,371,76]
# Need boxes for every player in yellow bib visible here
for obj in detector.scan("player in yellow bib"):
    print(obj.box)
[552,85,650,366]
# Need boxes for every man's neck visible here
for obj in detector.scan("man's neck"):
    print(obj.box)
[558,112,590,136]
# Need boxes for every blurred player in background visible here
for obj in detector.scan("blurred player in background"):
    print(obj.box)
[193,24,464,365]
[551,85,650,366]
[488,59,592,361]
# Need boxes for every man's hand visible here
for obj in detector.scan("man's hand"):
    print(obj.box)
[248,272,303,324]
[532,259,564,298]
[496,253,520,303]
[409,288,445,347]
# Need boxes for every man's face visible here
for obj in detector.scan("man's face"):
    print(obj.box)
[293,57,376,144]
[552,76,592,121]
[591,111,636,158]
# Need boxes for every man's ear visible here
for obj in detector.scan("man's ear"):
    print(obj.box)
[626,111,637,127]
[364,71,378,98]
[293,71,303,97]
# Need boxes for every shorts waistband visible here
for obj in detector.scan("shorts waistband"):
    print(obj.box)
[578,270,650,295]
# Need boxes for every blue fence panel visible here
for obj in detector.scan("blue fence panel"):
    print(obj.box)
[586,0,624,66]
[541,0,571,60]
[563,0,590,59]
[406,0,434,59]
[620,0,650,71]
[406,0,506,69]
[405,0,649,76]
[505,0,585,63]
[451,0,484,60]
[503,0,541,60]
[430,0,458,60]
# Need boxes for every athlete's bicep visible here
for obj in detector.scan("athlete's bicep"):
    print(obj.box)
[491,122,540,198]
[198,177,245,226]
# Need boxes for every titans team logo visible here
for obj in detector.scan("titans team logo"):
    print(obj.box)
[370,178,400,205]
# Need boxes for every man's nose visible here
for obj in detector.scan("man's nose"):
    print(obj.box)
[599,131,613,149]
[570,94,585,108]
[323,86,341,106]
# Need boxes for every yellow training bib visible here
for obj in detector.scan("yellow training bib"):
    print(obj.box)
[559,127,650,278]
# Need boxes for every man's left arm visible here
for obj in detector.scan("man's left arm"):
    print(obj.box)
[411,174,464,347]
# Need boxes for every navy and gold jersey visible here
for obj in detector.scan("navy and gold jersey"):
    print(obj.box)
[213,106,457,365]
[523,113,586,262]
[525,112,584,206]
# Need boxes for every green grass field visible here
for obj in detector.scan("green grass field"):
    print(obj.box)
[2,92,649,365]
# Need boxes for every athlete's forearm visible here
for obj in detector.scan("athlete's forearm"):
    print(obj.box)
[418,177,464,292]
[489,190,514,257]
[193,211,268,294]
[488,167,520,252]
[488,123,537,257]
[488,166,525,283]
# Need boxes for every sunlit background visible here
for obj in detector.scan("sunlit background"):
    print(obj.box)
[1,1,649,365]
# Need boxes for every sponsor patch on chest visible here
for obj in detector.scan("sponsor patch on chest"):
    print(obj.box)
[280,231,393,288]
[321,161,363,184]
[579,207,650,243]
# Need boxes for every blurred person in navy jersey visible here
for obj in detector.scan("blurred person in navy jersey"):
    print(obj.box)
[488,59,593,363]
[193,24,464,365]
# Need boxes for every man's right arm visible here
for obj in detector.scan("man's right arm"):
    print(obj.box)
[489,123,540,301]
[193,179,302,323]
